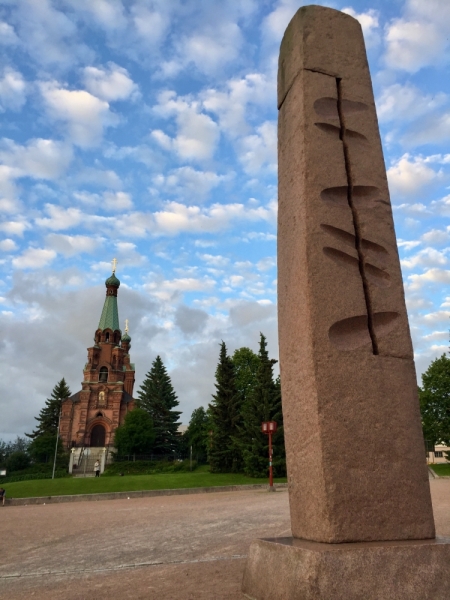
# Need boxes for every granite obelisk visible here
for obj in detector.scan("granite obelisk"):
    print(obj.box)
[243,6,450,599]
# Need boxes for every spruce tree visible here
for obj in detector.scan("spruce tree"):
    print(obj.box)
[208,341,241,472]
[184,406,209,463]
[237,334,286,477]
[136,356,182,455]
[26,378,71,439]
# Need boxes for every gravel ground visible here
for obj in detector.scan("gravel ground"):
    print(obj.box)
[1,480,449,599]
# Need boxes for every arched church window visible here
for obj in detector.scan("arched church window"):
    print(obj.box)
[96,411,103,417]
[99,367,108,382]
[105,332,110,342]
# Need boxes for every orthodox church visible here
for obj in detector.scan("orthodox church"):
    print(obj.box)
[59,262,135,449]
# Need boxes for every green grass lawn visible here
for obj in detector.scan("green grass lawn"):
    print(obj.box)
[430,464,450,477]
[4,465,287,499]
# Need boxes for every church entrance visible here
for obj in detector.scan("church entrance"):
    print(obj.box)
[90,424,106,447]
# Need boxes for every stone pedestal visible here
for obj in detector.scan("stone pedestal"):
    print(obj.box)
[243,537,450,600]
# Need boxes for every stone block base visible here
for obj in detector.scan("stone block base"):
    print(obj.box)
[242,537,450,599]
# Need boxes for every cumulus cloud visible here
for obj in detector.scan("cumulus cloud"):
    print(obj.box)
[376,83,448,124]
[401,247,448,270]
[40,82,119,147]
[178,22,244,77]
[153,167,232,202]
[384,0,450,72]
[83,63,139,102]
[8,0,93,69]
[387,154,443,198]
[0,219,30,237]
[0,165,20,213]
[12,247,56,269]
[0,138,73,179]
[406,268,450,292]
[0,238,17,251]
[202,73,275,138]
[431,194,450,217]
[103,191,133,211]
[152,91,219,161]
[145,276,216,301]
[45,234,101,256]
[238,121,277,174]
[0,21,19,45]
[0,68,27,112]
[35,204,84,231]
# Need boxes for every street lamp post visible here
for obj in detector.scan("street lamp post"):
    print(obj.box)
[52,400,62,480]
[261,421,277,492]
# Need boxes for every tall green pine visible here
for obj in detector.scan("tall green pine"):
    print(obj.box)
[237,334,286,477]
[137,356,182,454]
[184,406,209,463]
[26,378,71,439]
[208,341,241,472]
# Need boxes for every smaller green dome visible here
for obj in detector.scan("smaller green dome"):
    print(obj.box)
[121,333,131,343]
[105,273,120,287]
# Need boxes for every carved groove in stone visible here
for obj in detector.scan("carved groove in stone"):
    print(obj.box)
[314,122,369,144]
[321,224,389,267]
[328,312,400,350]
[321,186,383,208]
[323,247,359,270]
[323,247,391,287]
[365,263,391,287]
[313,97,368,119]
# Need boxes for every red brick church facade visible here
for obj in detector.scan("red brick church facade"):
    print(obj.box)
[60,267,135,448]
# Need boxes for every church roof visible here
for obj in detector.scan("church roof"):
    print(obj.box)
[98,292,120,331]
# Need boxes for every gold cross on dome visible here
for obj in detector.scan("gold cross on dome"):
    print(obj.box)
[125,319,129,333]
[112,257,117,273]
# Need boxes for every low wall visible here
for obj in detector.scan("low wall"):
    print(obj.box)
[5,483,288,506]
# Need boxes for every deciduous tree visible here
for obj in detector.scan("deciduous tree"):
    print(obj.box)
[114,408,155,455]
[419,354,450,448]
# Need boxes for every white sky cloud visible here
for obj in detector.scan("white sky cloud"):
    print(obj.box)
[103,191,133,211]
[35,204,84,231]
[152,91,219,161]
[238,121,277,174]
[377,83,448,124]
[384,0,450,72]
[12,247,57,269]
[387,154,443,197]
[0,138,73,179]
[0,238,17,251]
[83,63,139,102]
[0,68,27,112]
[40,82,119,147]
[45,233,101,256]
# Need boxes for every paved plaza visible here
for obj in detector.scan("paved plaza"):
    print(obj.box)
[1,479,450,599]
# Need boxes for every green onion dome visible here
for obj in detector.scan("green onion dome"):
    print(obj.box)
[105,273,120,287]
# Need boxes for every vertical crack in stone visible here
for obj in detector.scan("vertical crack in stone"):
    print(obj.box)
[336,78,379,355]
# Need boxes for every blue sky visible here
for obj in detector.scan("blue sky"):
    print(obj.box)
[1,0,450,440]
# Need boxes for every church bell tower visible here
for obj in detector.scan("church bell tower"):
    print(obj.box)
[59,261,135,449]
